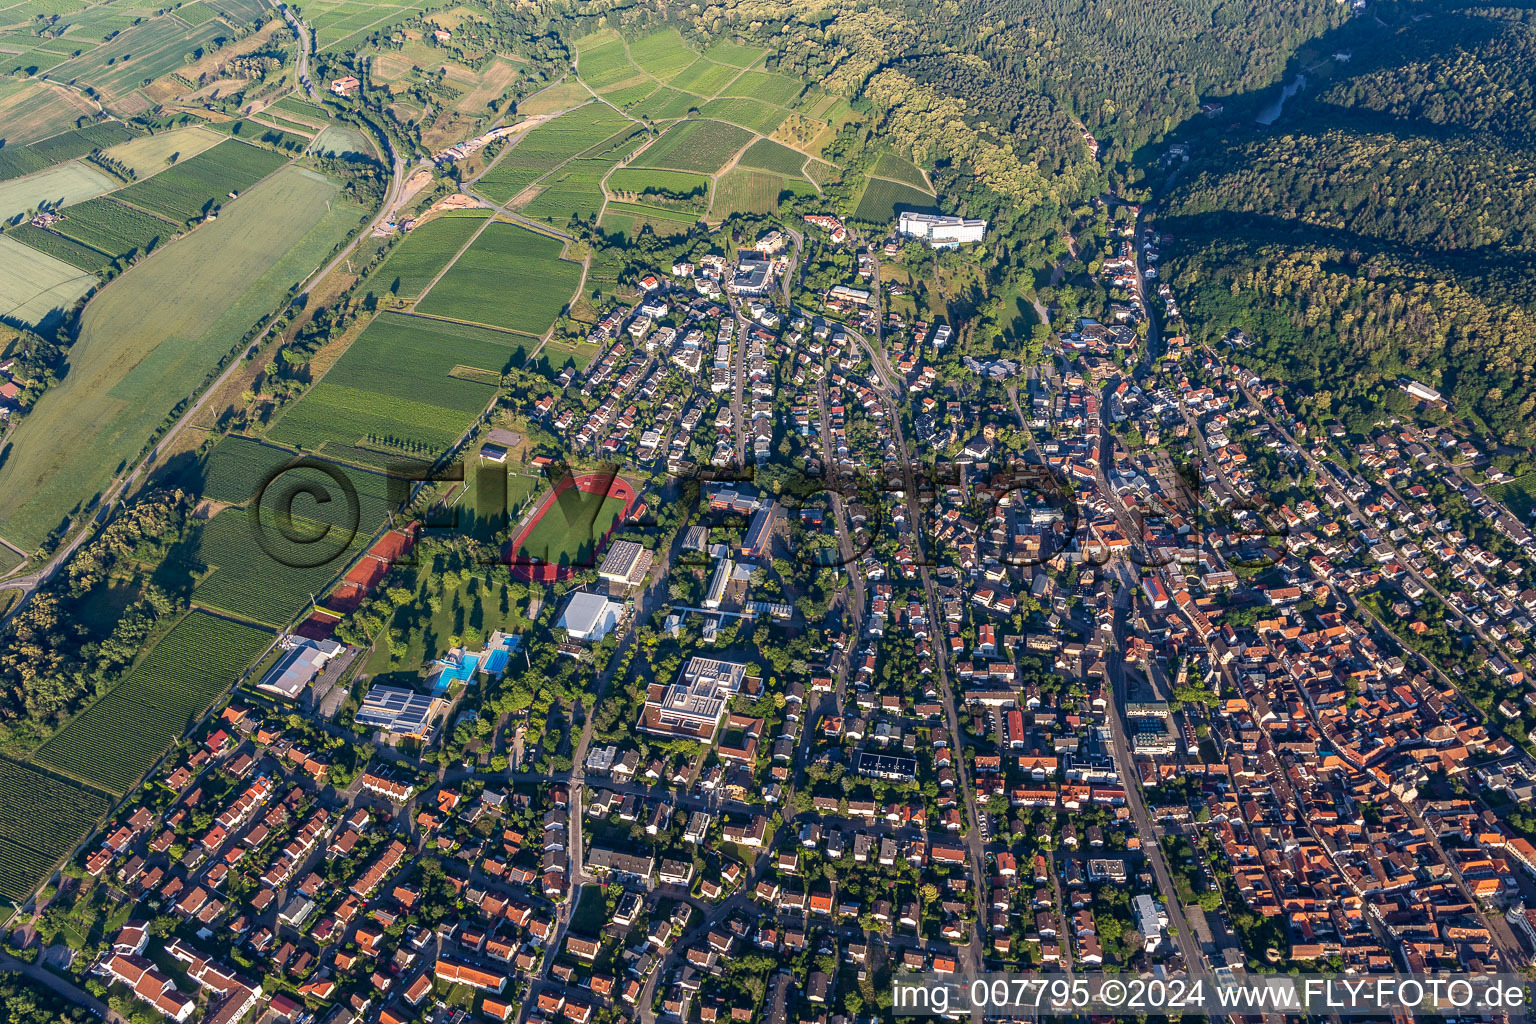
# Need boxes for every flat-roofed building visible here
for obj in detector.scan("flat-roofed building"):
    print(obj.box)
[640,657,761,741]
[257,637,344,701]
[898,211,987,247]
[355,686,441,739]
[598,540,653,589]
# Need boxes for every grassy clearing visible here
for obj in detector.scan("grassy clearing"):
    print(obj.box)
[98,125,225,178]
[0,234,96,327]
[369,210,489,300]
[0,167,361,552]
[31,612,272,794]
[633,119,752,174]
[267,311,520,459]
[418,221,582,335]
[0,160,116,221]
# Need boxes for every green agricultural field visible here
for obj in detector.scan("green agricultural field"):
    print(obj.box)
[575,35,642,91]
[0,756,110,904]
[0,167,363,552]
[206,118,311,155]
[192,433,403,513]
[669,57,742,97]
[98,125,224,178]
[607,166,710,201]
[516,489,628,569]
[711,167,809,218]
[720,70,804,106]
[601,202,698,235]
[267,312,519,459]
[31,612,272,794]
[0,160,116,221]
[204,0,265,21]
[853,175,938,224]
[418,221,582,334]
[311,124,373,157]
[873,151,932,190]
[700,39,764,67]
[0,234,95,327]
[51,197,177,259]
[116,138,288,223]
[187,506,374,626]
[516,160,607,224]
[5,223,111,273]
[369,211,488,300]
[174,2,221,26]
[626,28,697,80]
[473,103,632,204]
[634,119,752,174]
[599,79,656,108]
[699,97,787,134]
[268,95,333,128]
[628,86,700,121]
[738,138,808,176]
[45,18,231,103]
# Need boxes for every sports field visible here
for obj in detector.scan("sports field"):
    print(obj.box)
[0,167,362,552]
[511,473,636,577]
[417,221,583,336]
[0,234,97,327]
[0,160,116,220]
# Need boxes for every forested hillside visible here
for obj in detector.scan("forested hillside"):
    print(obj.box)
[1159,0,1536,446]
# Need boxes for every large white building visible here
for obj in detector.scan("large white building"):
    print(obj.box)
[898,211,987,247]
[556,591,622,642]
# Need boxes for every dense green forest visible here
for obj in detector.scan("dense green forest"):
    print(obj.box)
[1159,0,1536,446]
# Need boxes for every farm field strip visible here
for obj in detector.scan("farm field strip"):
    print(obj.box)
[115,137,289,222]
[369,210,490,300]
[0,166,361,552]
[417,220,583,335]
[31,612,273,794]
[49,196,177,258]
[631,118,753,174]
[0,234,96,327]
[0,756,110,903]
[267,311,521,461]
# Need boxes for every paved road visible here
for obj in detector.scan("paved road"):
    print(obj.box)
[279,3,320,102]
